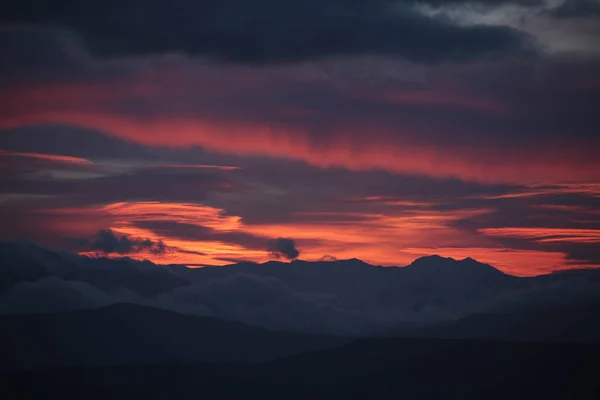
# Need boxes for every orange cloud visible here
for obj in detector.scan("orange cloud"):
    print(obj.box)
[69,201,572,275]
[479,227,600,244]
[97,202,261,265]
[475,183,600,200]
[0,149,93,165]
[91,201,485,265]
[13,200,589,276]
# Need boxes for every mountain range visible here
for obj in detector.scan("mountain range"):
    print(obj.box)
[4,334,600,399]
[2,240,599,336]
[0,303,349,370]
[2,240,600,398]
[3,301,600,371]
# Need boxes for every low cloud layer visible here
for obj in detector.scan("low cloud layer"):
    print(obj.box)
[0,277,124,314]
[157,273,373,333]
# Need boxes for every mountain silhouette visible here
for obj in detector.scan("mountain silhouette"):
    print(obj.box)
[0,240,189,297]
[3,337,599,399]
[387,303,600,343]
[0,303,349,370]
[2,240,600,335]
[2,241,600,399]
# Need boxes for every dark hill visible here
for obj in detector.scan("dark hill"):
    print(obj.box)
[0,303,350,370]
[386,303,600,343]
[3,337,599,399]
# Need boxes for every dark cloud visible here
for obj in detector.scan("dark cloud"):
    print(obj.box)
[176,248,208,257]
[0,0,533,64]
[268,238,300,260]
[85,229,168,255]
[0,24,153,89]
[215,257,256,264]
[213,160,525,226]
[0,24,598,174]
[548,0,600,17]
[0,124,157,160]
[425,0,541,3]
[134,221,270,251]
[0,25,87,86]
[0,163,238,207]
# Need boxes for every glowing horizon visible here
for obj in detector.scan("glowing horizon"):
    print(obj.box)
[1,3,599,277]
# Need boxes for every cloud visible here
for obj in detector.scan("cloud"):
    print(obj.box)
[2,158,599,271]
[3,176,598,272]
[450,191,600,271]
[0,124,158,160]
[0,7,596,188]
[0,13,598,274]
[268,237,300,260]
[0,149,93,166]
[134,220,270,251]
[0,24,88,86]
[84,229,168,255]
[0,277,119,314]
[2,55,599,184]
[0,159,238,206]
[416,0,600,55]
[548,0,600,17]
[157,273,376,334]
[0,1,532,64]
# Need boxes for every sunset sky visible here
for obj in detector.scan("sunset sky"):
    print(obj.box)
[1,0,599,276]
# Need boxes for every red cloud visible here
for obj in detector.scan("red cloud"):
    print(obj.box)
[0,149,93,166]
[1,83,598,184]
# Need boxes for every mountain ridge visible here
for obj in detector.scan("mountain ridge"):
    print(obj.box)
[2,240,600,335]
[4,239,588,278]
[0,302,350,371]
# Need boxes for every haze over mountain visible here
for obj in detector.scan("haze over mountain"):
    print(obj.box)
[2,241,599,336]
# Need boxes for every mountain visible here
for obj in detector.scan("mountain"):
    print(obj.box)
[171,254,515,313]
[0,240,190,297]
[386,303,600,343]
[2,240,600,335]
[3,337,600,399]
[0,303,350,371]
[172,257,396,308]
[403,255,510,281]
[376,255,518,319]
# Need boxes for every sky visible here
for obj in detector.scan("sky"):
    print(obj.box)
[1,0,599,276]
